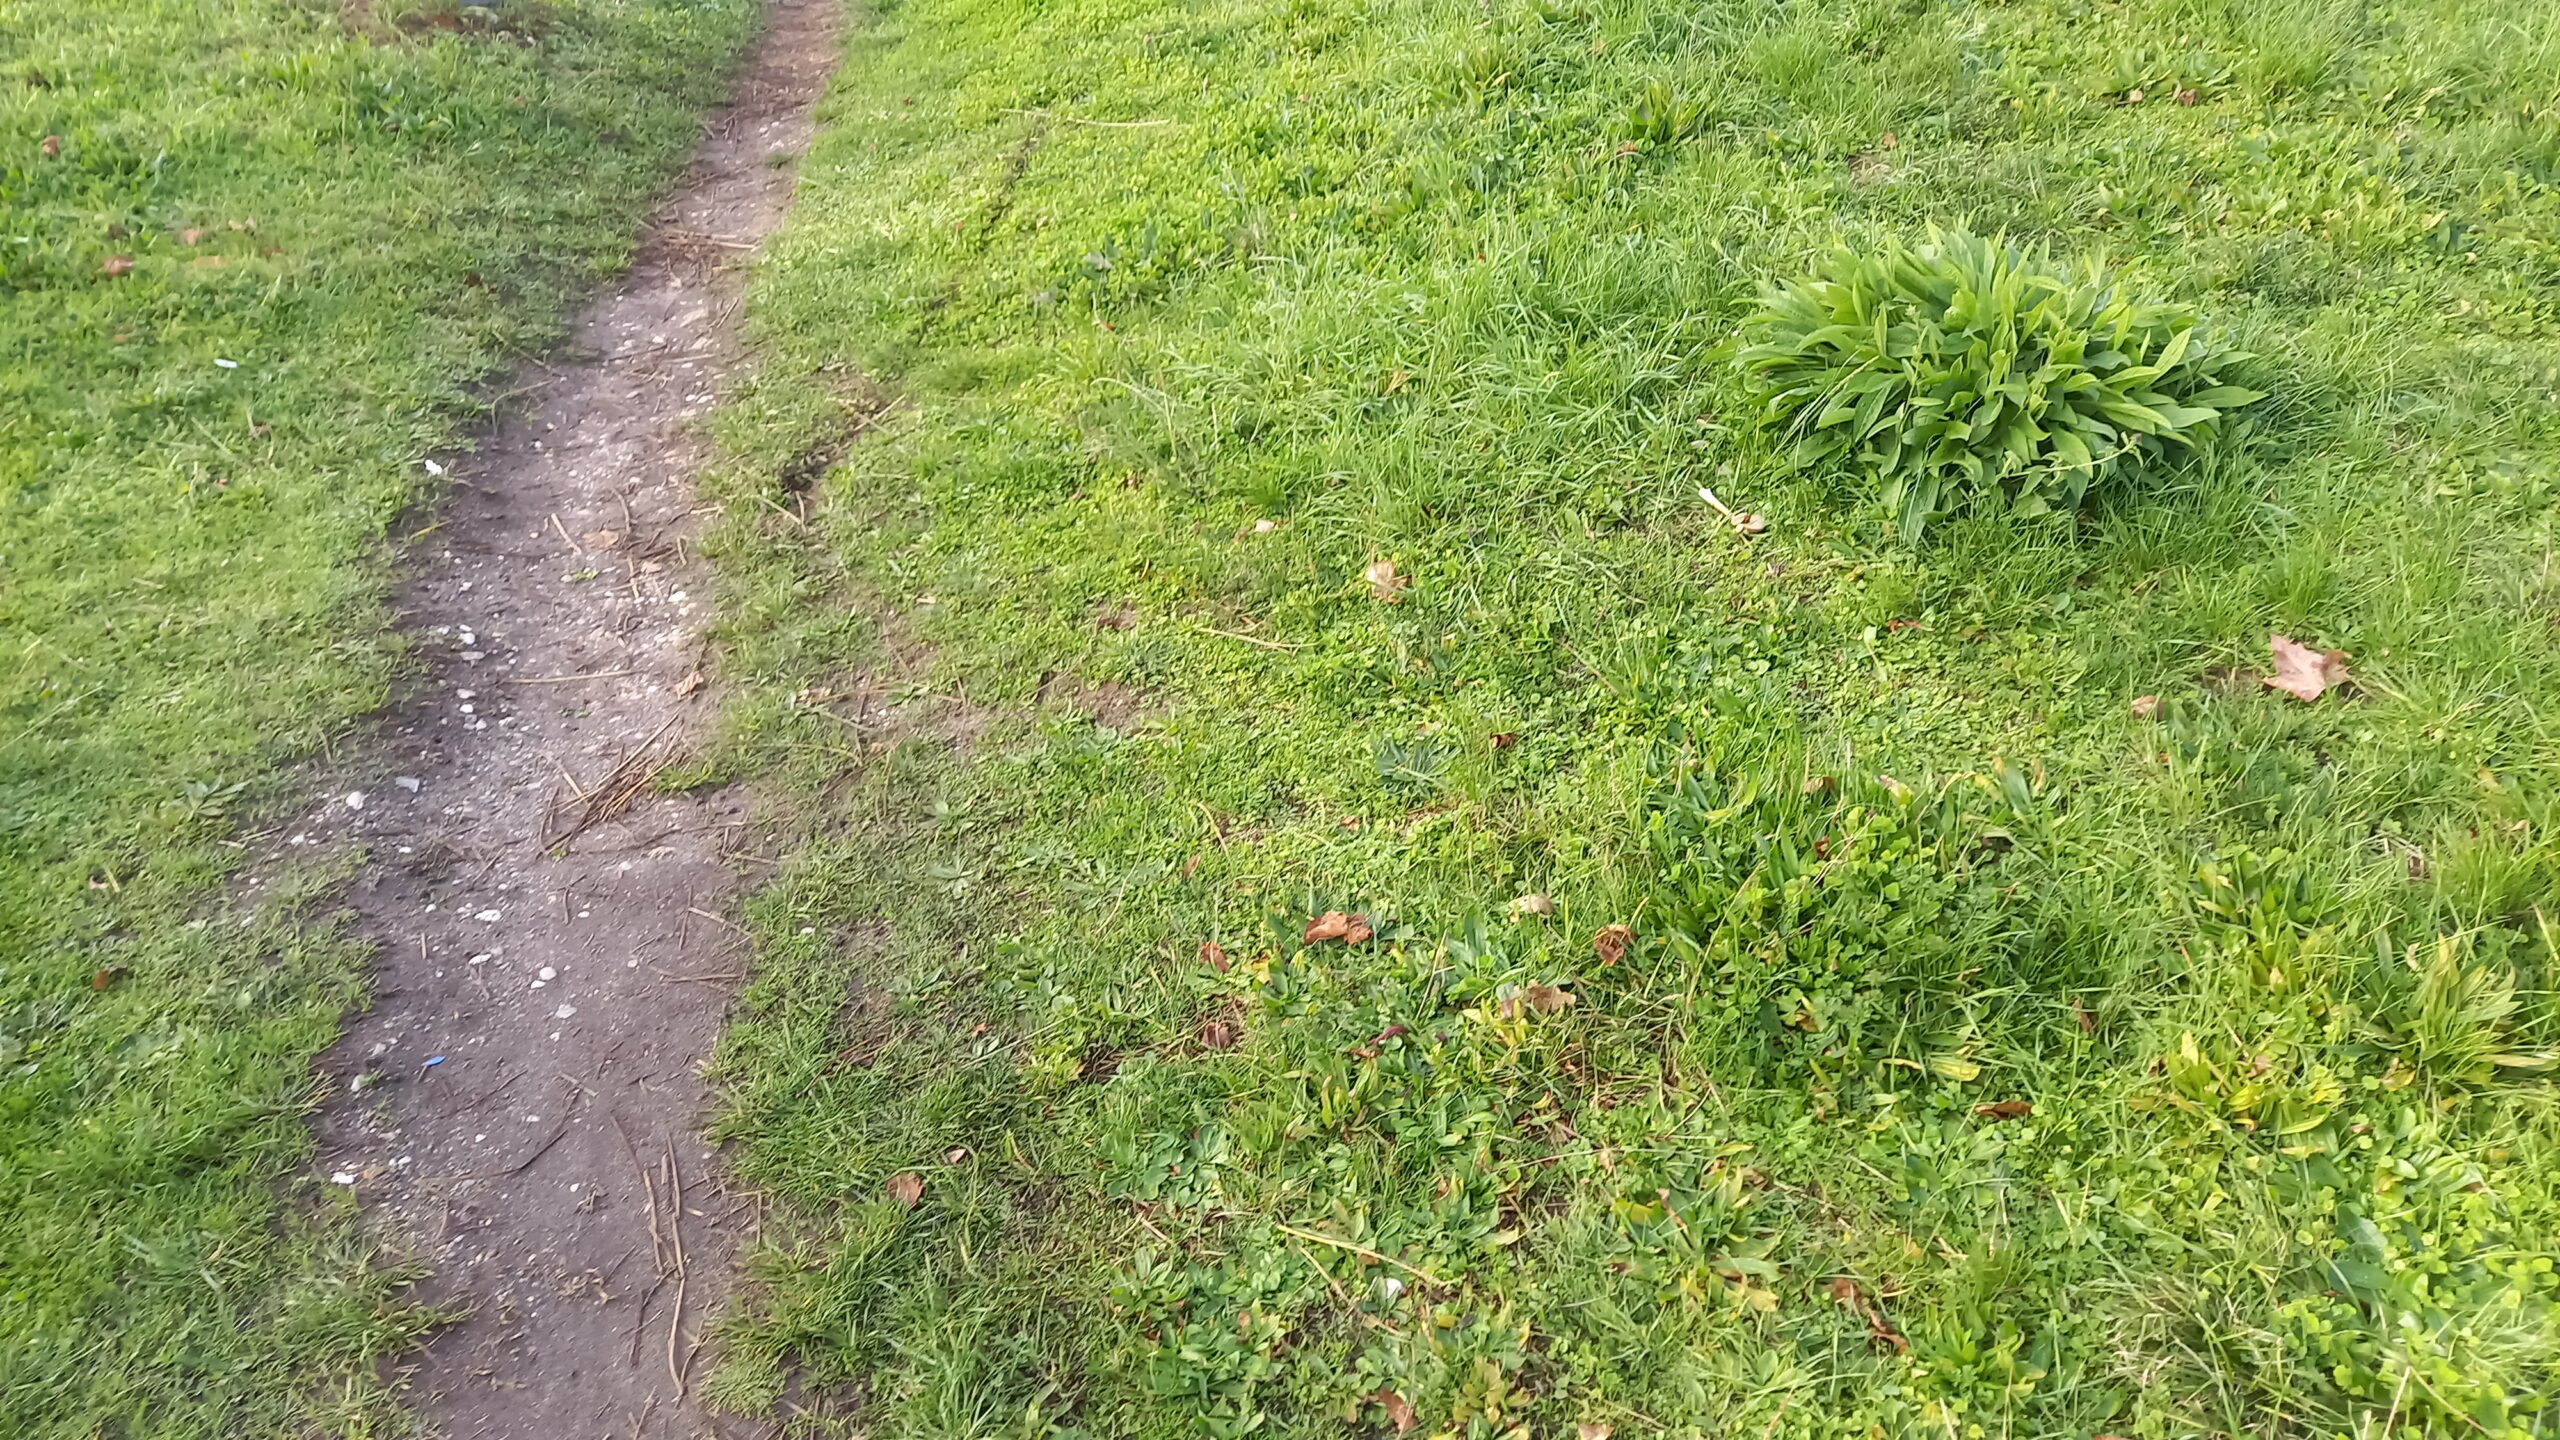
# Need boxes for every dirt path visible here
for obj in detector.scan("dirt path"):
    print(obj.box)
[311,4,838,1435]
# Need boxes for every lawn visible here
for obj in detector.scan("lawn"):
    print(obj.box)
[0,1,754,1433]
[700,0,2560,1436]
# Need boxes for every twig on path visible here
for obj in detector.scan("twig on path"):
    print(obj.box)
[518,669,636,685]
[544,717,681,849]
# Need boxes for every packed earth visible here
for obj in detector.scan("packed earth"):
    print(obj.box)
[5,1,2559,1439]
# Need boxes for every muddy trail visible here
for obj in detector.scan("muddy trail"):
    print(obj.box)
[309,3,838,1435]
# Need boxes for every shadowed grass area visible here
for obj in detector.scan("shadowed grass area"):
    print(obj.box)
[1,0,755,1433]
[704,0,2560,1434]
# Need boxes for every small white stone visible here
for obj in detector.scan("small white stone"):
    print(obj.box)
[555,1004,577,1019]
[475,909,501,922]
[331,1171,356,1185]
[395,776,421,793]
[537,967,556,981]
[344,791,365,810]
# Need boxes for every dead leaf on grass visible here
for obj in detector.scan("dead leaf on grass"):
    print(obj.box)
[943,1146,971,1164]
[1303,910,1374,946]
[1510,892,1554,918]
[2131,693,2162,721]
[180,227,208,245]
[1973,1099,2033,1121]
[102,254,133,277]
[1489,731,1517,750]
[1364,559,1409,602]
[1577,1424,1614,1440]
[885,1171,924,1209]
[1200,1018,1240,1050]
[2264,634,2351,703]
[91,966,127,991]
[41,135,63,157]
[1593,923,1634,966]
[1499,982,1576,1018]
[1372,1388,1418,1434]
[1199,940,1231,973]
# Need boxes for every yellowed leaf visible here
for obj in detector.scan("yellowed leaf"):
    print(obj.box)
[885,1171,924,1209]
[1364,559,1408,601]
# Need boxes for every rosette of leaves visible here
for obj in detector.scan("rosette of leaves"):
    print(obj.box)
[1738,228,2265,541]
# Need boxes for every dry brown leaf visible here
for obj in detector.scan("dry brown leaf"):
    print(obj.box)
[2175,86,2199,104]
[943,1146,971,1164]
[1973,1099,2033,1121]
[1302,910,1374,946]
[41,135,62,157]
[2264,634,2351,703]
[91,966,126,991]
[1489,731,1518,750]
[1500,982,1577,1018]
[1364,559,1408,601]
[1593,923,1634,966]
[1577,1425,1614,1440]
[885,1171,924,1209]
[1372,1388,1417,1434]
[672,670,704,698]
[1199,1018,1240,1050]
[1199,940,1231,973]
[2130,693,2162,721]
[582,528,622,550]
[1829,1275,1865,1309]
[102,254,133,277]
[1511,892,1554,917]
[180,227,208,245]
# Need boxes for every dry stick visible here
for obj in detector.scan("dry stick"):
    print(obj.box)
[1197,624,1307,651]
[664,1146,692,1402]
[518,669,636,685]
[1267,1222,1448,1287]
[545,717,681,848]
[549,511,581,553]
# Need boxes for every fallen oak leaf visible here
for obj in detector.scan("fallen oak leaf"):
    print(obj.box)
[1199,940,1230,973]
[1363,558,1409,601]
[884,1171,924,1209]
[2264,634,2351,703]
[1593,923,1633,966]
[1372,1388,1417,1434]
[1302,910,1373,946]
[1973,1099,2033,1121]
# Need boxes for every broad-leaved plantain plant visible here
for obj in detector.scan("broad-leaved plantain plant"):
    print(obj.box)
[1739,227,2265,541]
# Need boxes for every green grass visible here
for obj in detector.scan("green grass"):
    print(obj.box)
[0,0,756,1433]
[699,0,2560,1434]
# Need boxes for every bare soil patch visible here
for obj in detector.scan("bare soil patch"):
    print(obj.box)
[310,3,839,1435]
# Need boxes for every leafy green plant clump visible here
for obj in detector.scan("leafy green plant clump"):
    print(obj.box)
[1741,227,2265,540]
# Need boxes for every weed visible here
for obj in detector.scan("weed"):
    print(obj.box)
[1741,228,2265,541]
